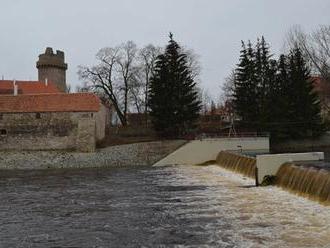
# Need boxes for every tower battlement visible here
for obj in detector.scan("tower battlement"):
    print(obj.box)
[36,47,68,92]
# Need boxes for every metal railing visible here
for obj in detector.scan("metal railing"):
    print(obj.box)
[194,132,270,140]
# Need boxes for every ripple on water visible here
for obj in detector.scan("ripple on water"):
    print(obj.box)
[0,165,329,248]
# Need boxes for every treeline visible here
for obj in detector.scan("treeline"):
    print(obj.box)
[78,42,162,126]
[232,37,324,140]
[79,34,202,137]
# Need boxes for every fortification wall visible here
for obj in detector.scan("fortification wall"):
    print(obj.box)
[0,112,102,152]
[95,104,108,141]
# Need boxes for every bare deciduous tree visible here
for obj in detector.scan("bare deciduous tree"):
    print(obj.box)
[78,41,203,126]
[116,41,140,118]
[218,69,236,107]
[182,48,202,81]
[285,25,330,113]
[285,25,330,80]
[78,44,130,125]
[138,45,162,122]
[197,87,213,114]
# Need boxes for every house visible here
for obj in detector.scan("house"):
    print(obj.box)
[0,93,107,152]
[0,47,109,152]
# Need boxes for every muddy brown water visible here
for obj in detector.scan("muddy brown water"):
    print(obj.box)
[0,165,329,248]
[276,161,330,205]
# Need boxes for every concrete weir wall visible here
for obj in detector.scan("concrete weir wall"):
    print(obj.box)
[153,137,269,166]
[256,152,324,183]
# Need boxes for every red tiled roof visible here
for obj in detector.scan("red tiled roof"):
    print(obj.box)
[0,80,61,95]
[0,93,100,113]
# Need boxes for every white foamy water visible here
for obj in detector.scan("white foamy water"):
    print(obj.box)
[164,165,330,248]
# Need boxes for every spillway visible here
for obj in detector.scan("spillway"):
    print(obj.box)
[216,151,330,205]
[276,162,330,205]
[216,151,256,178]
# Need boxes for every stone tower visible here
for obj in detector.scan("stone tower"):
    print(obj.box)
[36,47,68,92]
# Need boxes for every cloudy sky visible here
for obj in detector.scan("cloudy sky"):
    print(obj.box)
[0,0,329,98]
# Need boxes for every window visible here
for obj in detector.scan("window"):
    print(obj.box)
[0,129,7,135]
[36,113,41,119]
[91,113,94,118]
[0,114,2,120]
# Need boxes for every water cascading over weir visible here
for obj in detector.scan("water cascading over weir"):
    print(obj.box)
[215,151,330,205]
[153,137,329,205]
[216,151,256,178]
[275,162,330,205]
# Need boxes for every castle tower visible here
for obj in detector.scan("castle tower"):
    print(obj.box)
[36,47,68,92]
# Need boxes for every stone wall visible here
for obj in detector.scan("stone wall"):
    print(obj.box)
[0,140,186,170]
[76,119,96,152]
[0,111,105,152]
[95,104,108,141]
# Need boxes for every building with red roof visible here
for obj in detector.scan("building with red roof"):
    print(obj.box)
[0,48,109,153]
[0,92,107,152]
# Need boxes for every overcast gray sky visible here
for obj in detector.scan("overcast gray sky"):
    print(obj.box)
[1,0,329,98]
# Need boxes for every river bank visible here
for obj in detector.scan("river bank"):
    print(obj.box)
[271,132,330,161]
[0,140,186,170]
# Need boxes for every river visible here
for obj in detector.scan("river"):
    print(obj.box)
[0,165,329,248]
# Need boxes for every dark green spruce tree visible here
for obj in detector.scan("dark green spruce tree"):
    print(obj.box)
[286,48,324,138]
[148,33,201,137]
[233,41,259,127]
[232,37,325,139]
[271,54,291,139]
[255,37,275,130]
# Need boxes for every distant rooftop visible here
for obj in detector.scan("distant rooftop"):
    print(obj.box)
[0,80,61,95]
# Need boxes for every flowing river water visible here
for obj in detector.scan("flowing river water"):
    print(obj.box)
[0,165,329,248]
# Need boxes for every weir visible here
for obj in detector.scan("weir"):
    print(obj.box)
[215,151,256,178]
[215,151,330,205]
[153,137,269,166]
[256,153,324,184]
[153,138,330,205]
[276,162,330,205]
